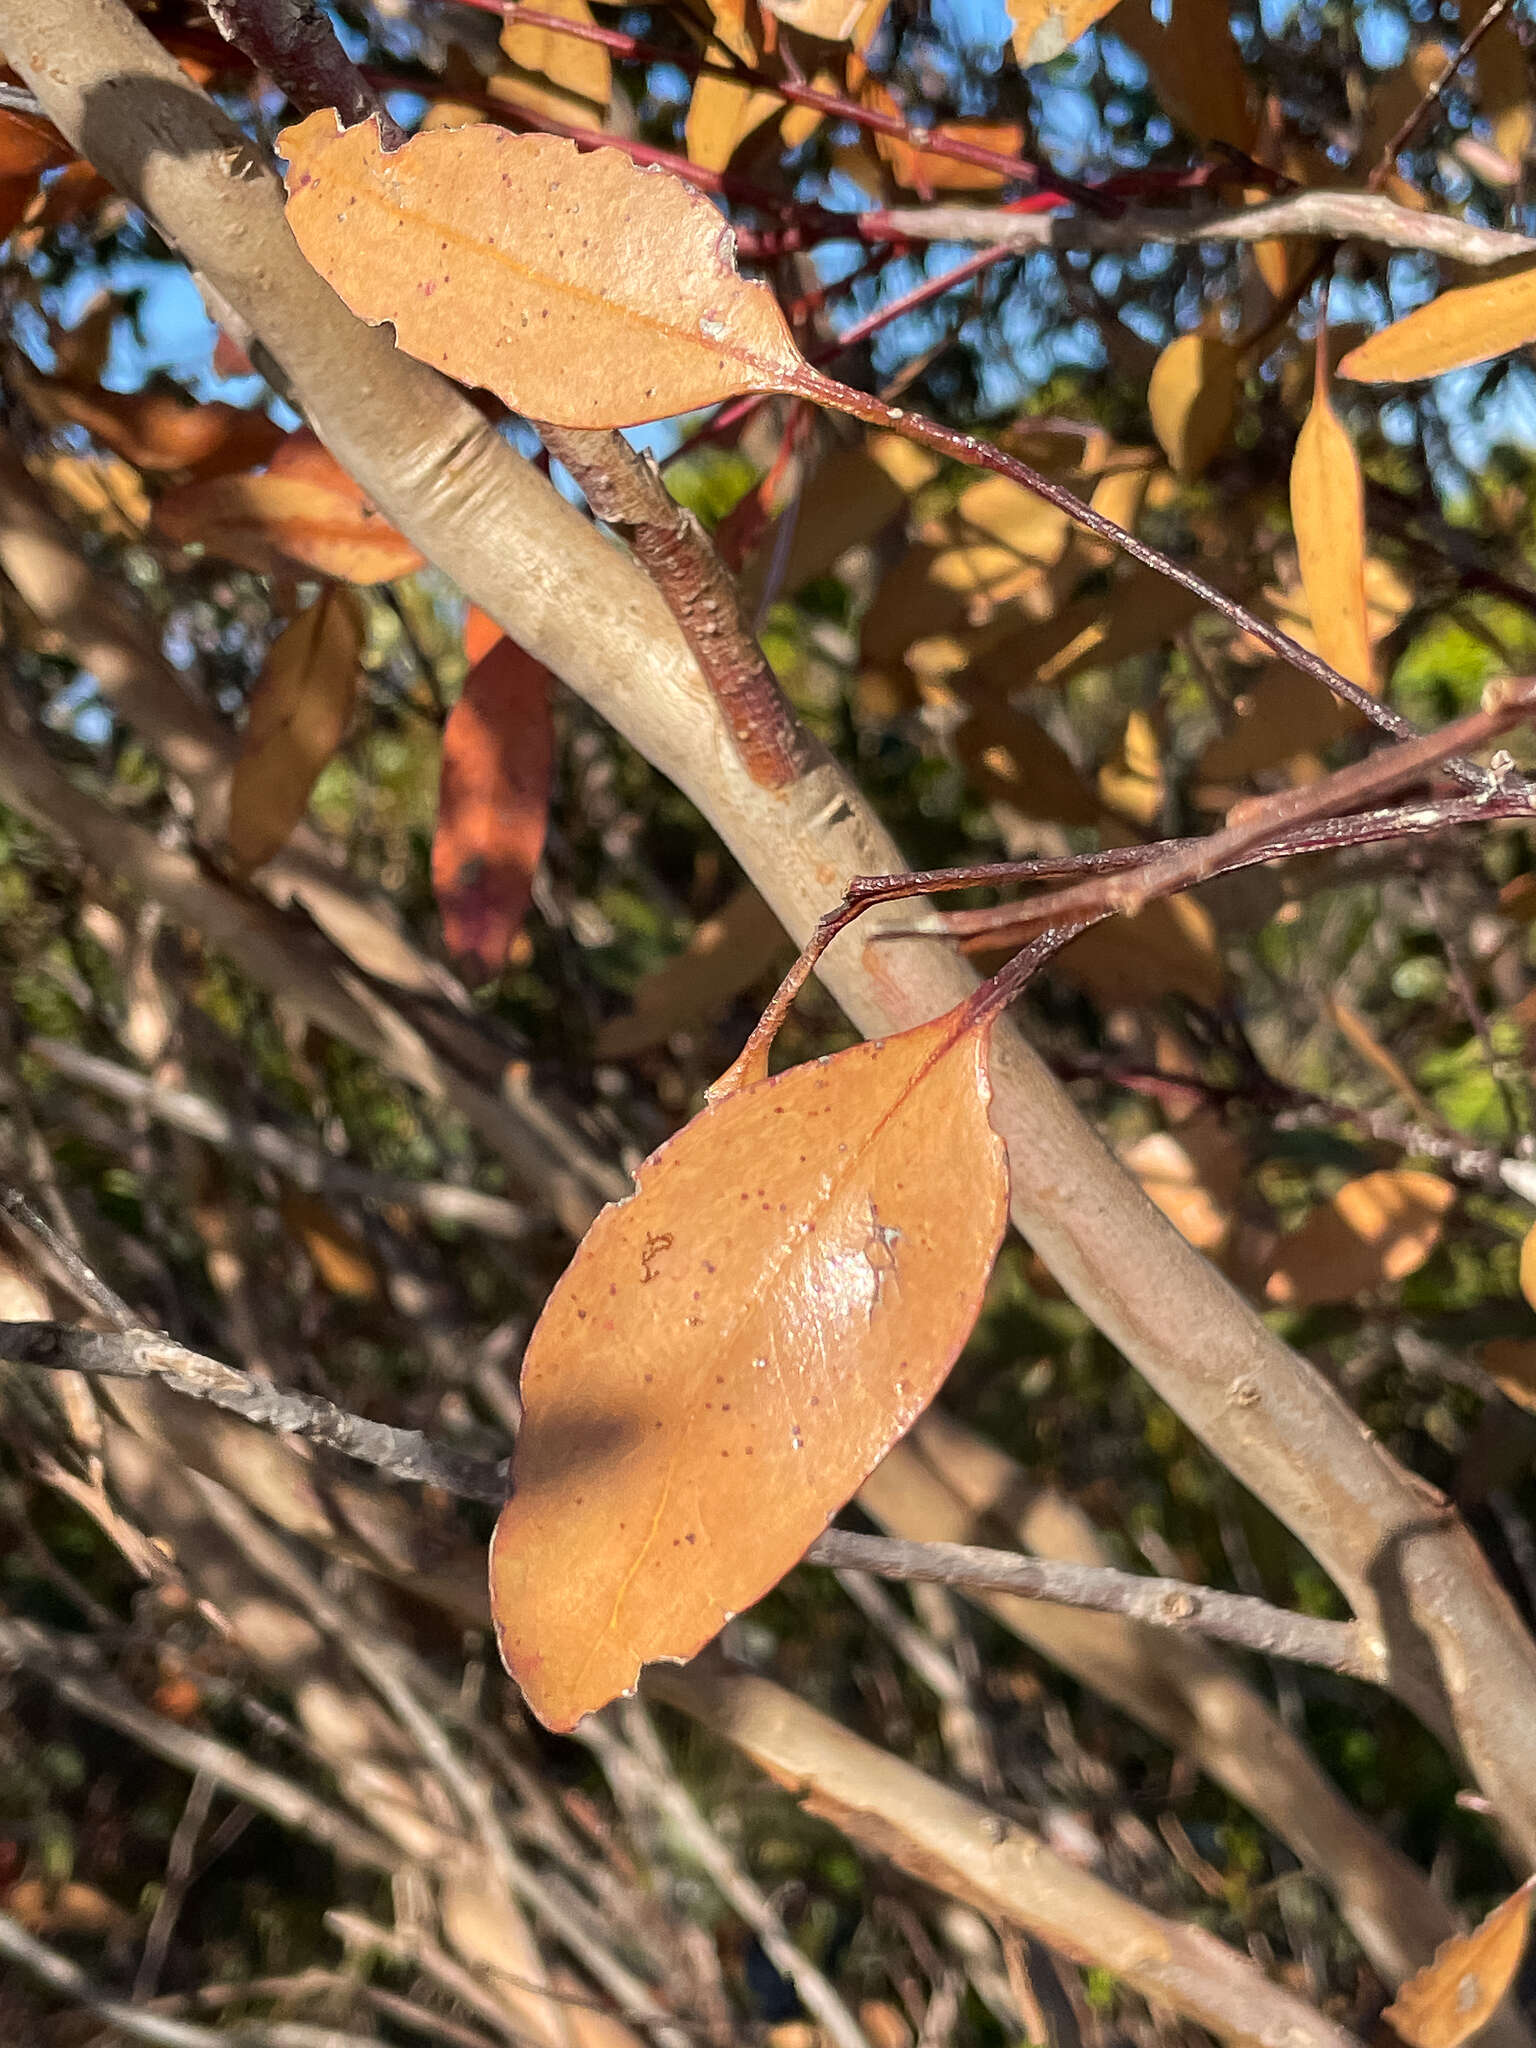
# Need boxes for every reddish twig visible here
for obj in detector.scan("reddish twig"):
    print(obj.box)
[203,0,405,148]
[725,687,1536,1082]
[448,0,1106,207]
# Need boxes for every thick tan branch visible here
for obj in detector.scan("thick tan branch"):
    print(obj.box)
[651,1657,1360,2048]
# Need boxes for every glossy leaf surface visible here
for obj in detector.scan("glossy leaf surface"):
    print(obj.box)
[491,1004,1009,1729]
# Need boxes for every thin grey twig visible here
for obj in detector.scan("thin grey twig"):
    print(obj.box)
[4,1299,1382,1682]
[874,190,1536,266]
[0,1907,382,2048]
[803,1529,1377,1685]
[0,1320,509,1503]
[26,1038,529,1238]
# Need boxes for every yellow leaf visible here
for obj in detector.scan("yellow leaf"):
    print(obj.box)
[1383,1880,1535,2048]
[1097,706,1165,825]
[1148,331,1240,479]
[760,0,867,36]
[1111,0,1256,153]
[1290,380,1373,691]
[500,0,611,107]
[955,472,1071,567]
[686,62,782,172]
[228,587,363,874]
[1339,261,1536,383]
[1007,0,1120,67]
[1264,1170,1455,1309]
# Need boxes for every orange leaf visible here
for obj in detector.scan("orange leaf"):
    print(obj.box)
[865,83,1022,193]
[1289,372,1373,692]
[500,0,612,108]
[1482,1338,1536,1413]
[1339,262,1536,384]
[227,586,363,873]
[490,1003,1009,1729]
[154,428,424,581]
[0,106,71,181]
[1264,1170,1454,1309]
[432,634,553,982]
[22,375,284,480]
[280,114,814,429]
[1383,1880,1535,2048]
[1148,330,1241,480]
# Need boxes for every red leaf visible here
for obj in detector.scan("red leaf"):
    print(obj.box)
[433,635,553,981]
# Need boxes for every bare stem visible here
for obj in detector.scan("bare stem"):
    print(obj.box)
[804,1529,1377,1684]
[0,1318,508,1503]
[203,0,405,148]
[805,364,1497,781]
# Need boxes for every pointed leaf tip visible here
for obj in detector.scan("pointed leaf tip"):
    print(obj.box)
[490,1004,1009,1730]
[279,111,815,429]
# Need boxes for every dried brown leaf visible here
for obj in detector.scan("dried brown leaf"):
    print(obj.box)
[1121,1115,1245,1256]
[280,114,814,429]
[1383,1880,1534,2048]
[22,372,284,479]
[1289,377,1373,692]
[432,628,553,983]
[1339,262,1536,384]
[490,1003,1009,1729]
[227,586,363,874]
[1111,0,1256,152]
[1197,663,1358,784]
[280,1188,381,1300]
[1482,1339,1536,1414]
[1264,1170,1455,1309]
